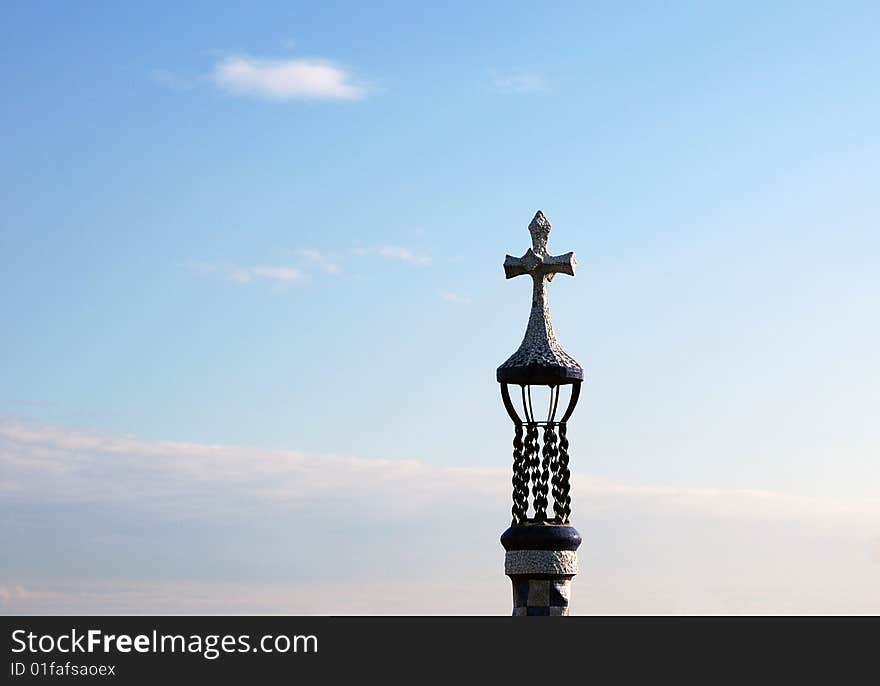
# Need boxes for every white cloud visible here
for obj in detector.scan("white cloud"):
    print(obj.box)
[492,72,546,94]
[441,292,471,305]
[300,249,341,274]
[212,55,366,101]
[378,246,430,266]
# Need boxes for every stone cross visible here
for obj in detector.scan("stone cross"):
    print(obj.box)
[503,210,576,281]
[497,210,582,384]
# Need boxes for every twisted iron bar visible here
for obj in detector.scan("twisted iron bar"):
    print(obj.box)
[535,424,556,522]
[556,422,572,523]
[524,422,540,519]
[547,425,563,521]
[511,424,528,525]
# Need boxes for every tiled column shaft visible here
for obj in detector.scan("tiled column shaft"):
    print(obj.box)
[501,524,581,616]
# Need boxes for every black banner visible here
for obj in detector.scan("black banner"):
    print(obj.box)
[2,616,875,682]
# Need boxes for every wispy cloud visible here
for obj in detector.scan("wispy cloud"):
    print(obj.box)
[300,249,341,274]
[378,246,431,266]
[441,292,471,305]
[184,262,302,286]
[492,72,546,94]
[229,266,302,284]
[211,55,367,101]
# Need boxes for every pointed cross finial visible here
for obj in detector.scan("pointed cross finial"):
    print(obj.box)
[528,210,552,256]
[503,211,576,282]
[497,210,583,386]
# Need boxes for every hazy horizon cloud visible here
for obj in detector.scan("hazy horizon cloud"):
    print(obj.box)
[2,419,878,614]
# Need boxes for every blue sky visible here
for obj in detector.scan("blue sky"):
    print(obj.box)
[2,1,879,613]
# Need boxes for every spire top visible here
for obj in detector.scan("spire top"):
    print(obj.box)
[497,210,582,386]
[528,210,552,256]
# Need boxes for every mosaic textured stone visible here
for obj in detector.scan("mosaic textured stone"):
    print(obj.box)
[504,549,580,576]
[510,577,573,616]
[497,211,583,386]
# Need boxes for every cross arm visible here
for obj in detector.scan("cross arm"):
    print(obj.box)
[503,249,577,280]
[503,254,529,279]
[542,251,577,278]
